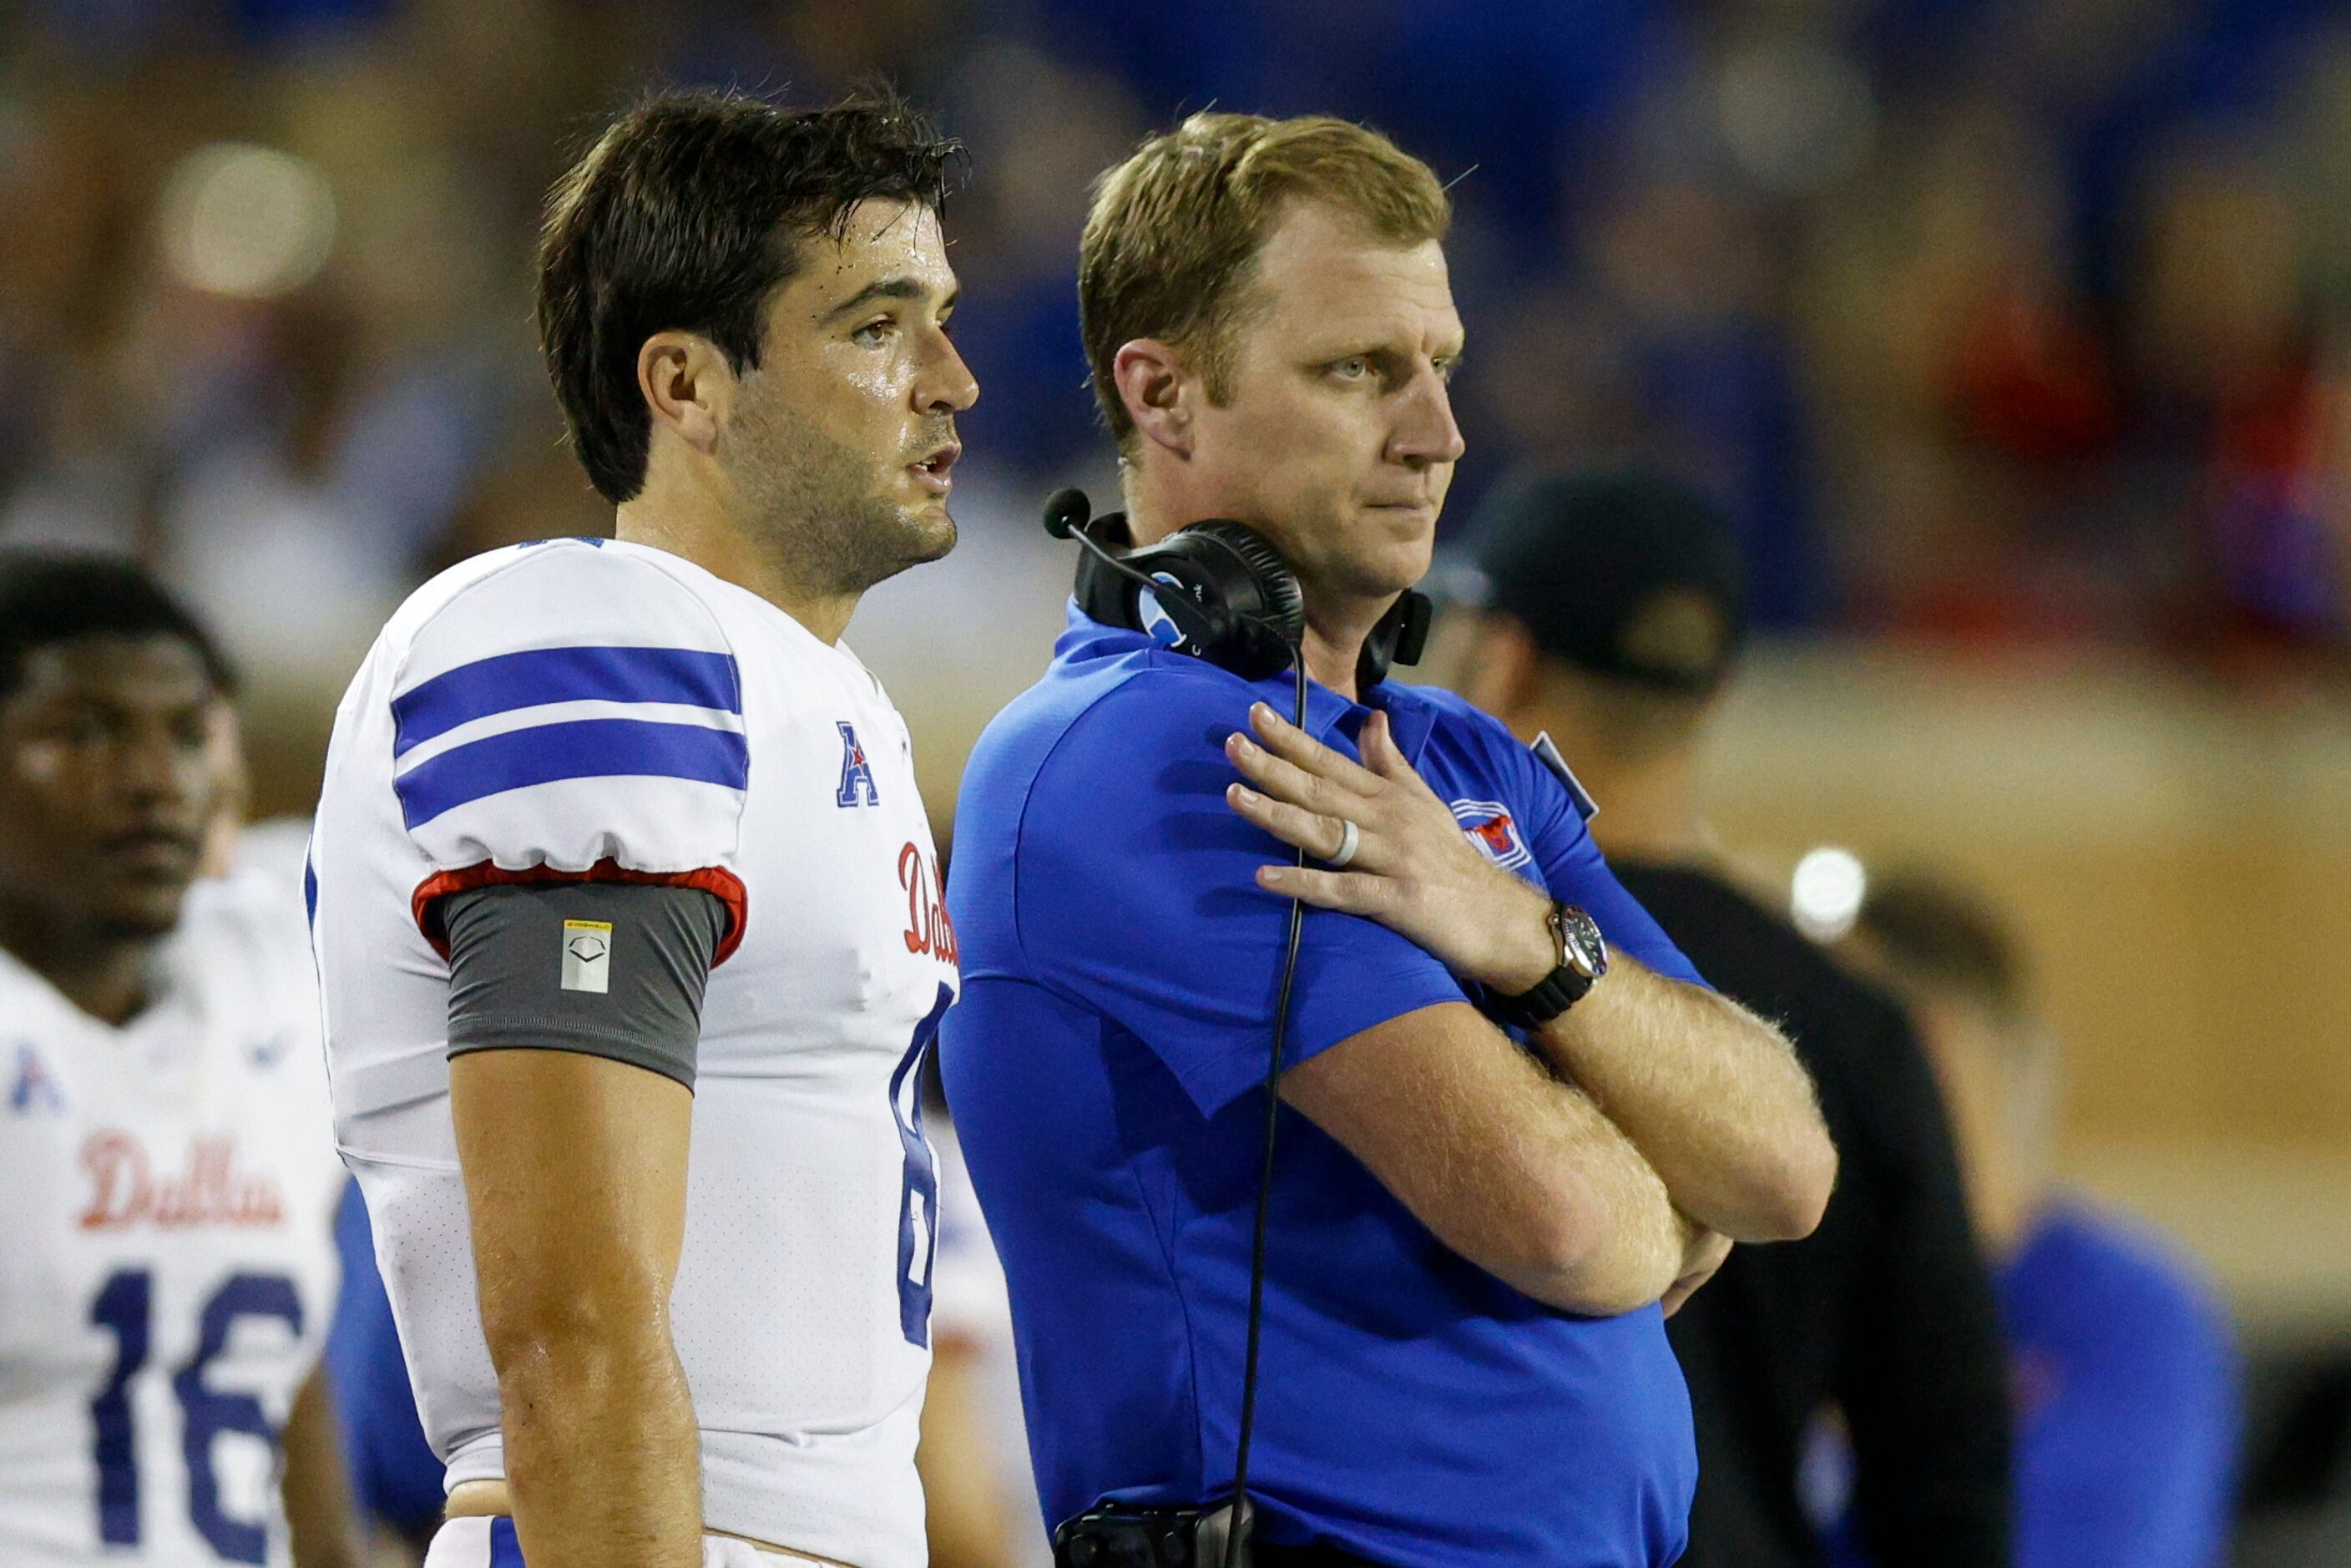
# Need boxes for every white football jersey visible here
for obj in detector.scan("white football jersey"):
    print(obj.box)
[0,864,343,1566]
[309,539,958,1568]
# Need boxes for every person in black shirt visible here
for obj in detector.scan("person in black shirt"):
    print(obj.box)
[1443,469,2013,1568]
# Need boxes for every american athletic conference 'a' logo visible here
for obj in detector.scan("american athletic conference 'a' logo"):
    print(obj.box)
[1451,799,1534,872]
[837,721,880,807]
[10,1042,63,1115]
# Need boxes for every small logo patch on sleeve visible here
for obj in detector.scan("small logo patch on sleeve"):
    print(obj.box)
[1531,731,1600,822]
[561,919,614,994]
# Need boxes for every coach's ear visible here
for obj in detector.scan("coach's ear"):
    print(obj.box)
[1113,338,1193,459]
[639,331,733,455]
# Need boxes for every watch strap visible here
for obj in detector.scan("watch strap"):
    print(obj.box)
[1484,901,1599,1029]
[1484,964,1595,1029]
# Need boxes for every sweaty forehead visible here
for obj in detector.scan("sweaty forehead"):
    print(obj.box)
[1251,205,1460,351]
[8,635,216,711]
[784,199,954,306]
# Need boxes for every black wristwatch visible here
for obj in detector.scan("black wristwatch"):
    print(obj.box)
[1485,901,1610,1029]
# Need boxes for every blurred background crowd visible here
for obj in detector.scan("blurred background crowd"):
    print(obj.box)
[3,0,2347,1563]
[9,0,2351,700]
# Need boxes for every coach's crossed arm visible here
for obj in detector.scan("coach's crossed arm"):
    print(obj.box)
[1280,999,1700,1318]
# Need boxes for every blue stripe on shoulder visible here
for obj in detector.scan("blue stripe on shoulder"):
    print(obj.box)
[394,717,750,828]
[488,1515,526,1566]
[393,645,741,755]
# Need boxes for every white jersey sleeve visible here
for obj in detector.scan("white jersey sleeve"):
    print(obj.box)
[318,537,954,1566]
[387,544,750,953]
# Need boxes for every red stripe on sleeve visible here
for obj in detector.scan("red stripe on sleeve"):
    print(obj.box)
[412,858,747,964]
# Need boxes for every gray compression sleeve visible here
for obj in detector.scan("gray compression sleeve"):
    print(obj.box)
[442,881,727,1092]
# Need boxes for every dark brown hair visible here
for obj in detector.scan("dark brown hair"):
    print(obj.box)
[0,550,235,701]
[537,88,960,503]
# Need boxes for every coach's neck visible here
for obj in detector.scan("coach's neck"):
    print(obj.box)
[1125,468,1388,705]
[619,443,858,646]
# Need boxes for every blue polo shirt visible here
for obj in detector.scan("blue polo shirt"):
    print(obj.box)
[940,606,1707,1568]
[1826,1199,2241,1568]
[2001,1203,2240,1568]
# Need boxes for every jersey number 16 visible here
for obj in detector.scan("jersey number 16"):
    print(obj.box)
[89,1268,302,1564]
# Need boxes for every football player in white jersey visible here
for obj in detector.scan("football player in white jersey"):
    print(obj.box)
[308,89,975,1568]
[0,552,353,1567]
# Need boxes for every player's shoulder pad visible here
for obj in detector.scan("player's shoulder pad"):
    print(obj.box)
[391,539,731,695]
[385,539,749,878]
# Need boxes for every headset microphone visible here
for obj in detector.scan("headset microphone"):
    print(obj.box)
[1039,488,1213,642]
[1040,486,1091,541]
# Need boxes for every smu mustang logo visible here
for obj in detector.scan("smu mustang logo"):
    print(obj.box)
[837,721,880,807]
[1450,799,1534,873]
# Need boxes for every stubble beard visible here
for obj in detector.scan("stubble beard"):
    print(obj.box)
[725,397,957,600]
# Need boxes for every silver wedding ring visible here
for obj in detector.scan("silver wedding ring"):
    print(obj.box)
[1325,818,1361,869]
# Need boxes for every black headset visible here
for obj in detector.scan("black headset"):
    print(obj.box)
[1042,487,1431,1567]
[1042,488,1432,690]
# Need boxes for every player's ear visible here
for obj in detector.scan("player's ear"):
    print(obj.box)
[1113,338,1192,459]
[639,331,733,454]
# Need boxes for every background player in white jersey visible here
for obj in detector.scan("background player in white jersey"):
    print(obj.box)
[0,551,354,1567]
[308,90,976,1568]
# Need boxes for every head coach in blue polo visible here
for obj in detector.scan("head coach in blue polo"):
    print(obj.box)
[940,112,1838,1568]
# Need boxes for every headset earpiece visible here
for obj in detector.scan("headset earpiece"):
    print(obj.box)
[1150,522,1304,680]
[1069,513,1150,630]
[1062,508,1303,681]
[1069,513,1235,666]
[1357,590,1432,690]
[1048,490,1423,688]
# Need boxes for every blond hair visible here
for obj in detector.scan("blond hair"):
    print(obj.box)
[1079,112,1451,448]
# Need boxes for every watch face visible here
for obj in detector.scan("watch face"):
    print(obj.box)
[1559,905,1609,979]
